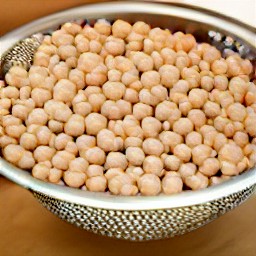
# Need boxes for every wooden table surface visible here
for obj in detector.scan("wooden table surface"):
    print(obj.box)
[0,1,255,255]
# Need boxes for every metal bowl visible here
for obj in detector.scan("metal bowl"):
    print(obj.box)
[0,1,256,241]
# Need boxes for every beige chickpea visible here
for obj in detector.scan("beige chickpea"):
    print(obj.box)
[141,71,160,89]
[63,171,86,188]
[173,118,194,136]
[155,101,180,122]
[85,164,103,178]
[173,144,192,162]
[48,168,63,183]
[116,100,132,117]
[185,172,208,190]
[54,133,73,150]
[77,52,103,73]
[143,156,164,177]
[68,157,89,175]
[229,77,248,103]
[75,34,90,53]
[19,133,37,151]
[142,138,164,156]
[141,117,162,138]
[213,133,228,152]
[158,65,180,88]
[132,52,154,72]
[108,174,135,195]
[178,163,197,180]
[85,113,107,135]
[159,131,184,151]
[164,155,181,171]
[181,67,200,89]
[188,50,202,66]
[0,136,17,148]
[26,108,48,126]
[108,69,122,82]
[211,58,228,75]
[160,48,177,65]
[32,163,50,181]
[69,69,86,90]
[52,150,75,170]
[151,85,168,102]
[202,46,221,63]
[192,145,213,165]
[86,176,107,192]
[187,109,207,129]
[132,21,150,36]
[94,19,111,36]
[188,89,208,109]
[1,86,19,99]
[105,168,124,180]
[233,131,249,148]
[244,115,256,137]
[139,89,159,107]
[5,66,29,88]
[124,137,142,148]
[203,101,221,118]
[31,88,52,107]
[63,114,85,137]
[33,146,56,162]
[73,101,92,117]
[105,152,128,170]
[185,131,203,148]
[124,88,139,104]
[102,81,125,101]
[87,93,105,113]
[53,79,76,104]
[220,161,239,176]
[52,61,69,80]
[58,44,77,60]
[48,120,63,133]
[199,60,210,71]
[3,144,25,164]
[2,115,22,127]
[151,51,164,70]
[65,141,78,156]
[112,19,132,39]
[125,166,144,181]
[62,22,81,35]
[218,143,244,165]
[0,98,11,110]
[138,174,161,196]
[226,103,247,122]
[76,134,96,153]
[104,36,125,56]
[11,104,30,121]
[5,124,26,139]
[162,172,183,195]
[199,158,220,176]
[200,76,214,92]
[51,29,74,46]
[85,147,106,165]
[162,121,171,131]
[132,103,153,121]
[213,75,229,91]
[96,129,116,152]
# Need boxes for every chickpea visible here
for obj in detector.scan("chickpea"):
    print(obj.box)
[162,172,183,195]
[48,120,63,134]
[185,172,208,190]
[33,146,56,162]
[199,158,220,176]
[229,77,248,103]
[181,67,200,89]
[63,171,86,188]
[84,165,103,178]
[124,137,142,149]
[141,138,164,157]
[94,19,111,36]
[104,36,125,56]
[164,155,181,171]
[159,131,183,151]
[173,118,194,136]
[138,174,161,196]
[69,69,86,90]
[52,150,75,170]
[141,71,160,89]
[192,144,213,165]
[54,133,73,150]
[159,65,180,88]
[32,163,50,181]
[125,147,145,166]
[132,52,154,72]
[84,147,106,165]
[105,168,124,180]
[203,101,221,118]
[1,86,19,99]
[19,133,37,151]
[102,81,126,101]
[112,19,132,39]
[0,136,17,148]
[124,88,139,104]
[48,168,63,183]
[77,52,103,73]
[244,115,256,137]
[218,143,244,165]
[105,152,128,170]
[30,88,51,107]
[26,108,48,126]
[155,101,181,122]
[85,113,107,135]
[5,124,26,139]
[86,176,107,192]
[133,21,150,36]
[185,131,203,148]
[143,156,164,177]
[5,66,29,88]
[199,60,210,71]
[108,174,134,195]
[220,161,239,176]
[211,59,228,75]
[133,103,153,120]
[63,114,85,137]
[188,89,208,109]
[52,30,74,46]
[173,143,192,162]
[178,163,197,180]
[141,117,162,138]
[76,135,96,153]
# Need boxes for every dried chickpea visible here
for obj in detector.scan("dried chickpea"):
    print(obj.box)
[138,174,161,196]
[199,158,220,176]
[85,113,107,135]
[192,144,213,165]
[218,143,244,165]
[143,156,164,177]
[173,118,194,136]
[159,131,183,151]
[164,155,181,171]
[86,176,107,192]
[19,133,37,151]
[133,103,153,120]
[48,168,63,183]
[64,171,86,188]
[126,147,145,166]
[162,172,183,195]
[85,147,106,165]
[104,36,125,56]
[34,146,56,162]
[142,138,164,156]
[185,172,208,190]
[52,150,75,170]
[32,163,50,181]
[108,174,135,195]
[105,152,128,170]
[141,117,162,138]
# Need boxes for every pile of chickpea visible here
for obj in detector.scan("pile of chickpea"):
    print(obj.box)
[1,19,256,196]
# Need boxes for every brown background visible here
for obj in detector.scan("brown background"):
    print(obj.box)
[0,1,256,256]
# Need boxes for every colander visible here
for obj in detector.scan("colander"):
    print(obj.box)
[0,1,256,241]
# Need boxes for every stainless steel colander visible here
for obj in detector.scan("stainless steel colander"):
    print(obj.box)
[0,1,256,241]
